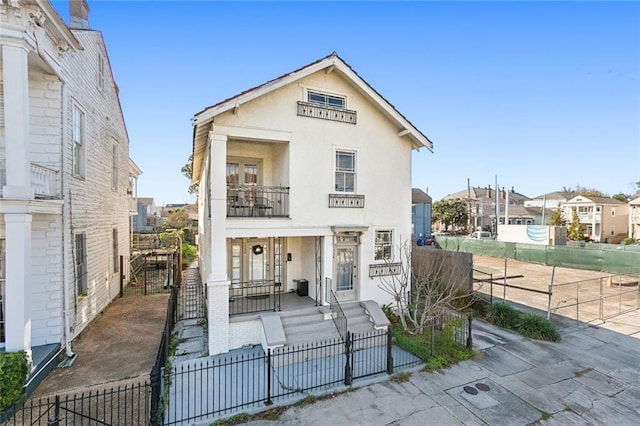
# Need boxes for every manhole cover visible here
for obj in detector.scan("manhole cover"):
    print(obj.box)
[476,383,490,392]
[463,386,478,395]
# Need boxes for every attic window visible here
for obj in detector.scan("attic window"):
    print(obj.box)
[308,91,345,109]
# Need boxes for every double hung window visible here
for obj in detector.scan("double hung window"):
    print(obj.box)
[335,151,355,193]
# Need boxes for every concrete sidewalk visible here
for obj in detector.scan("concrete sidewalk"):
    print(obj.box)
[244,316,640,425]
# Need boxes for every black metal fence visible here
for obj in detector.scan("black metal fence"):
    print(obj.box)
[121,249,180,297]
[226,185,290,218]
[228,281,281,315]
[2,382,151,425]
[159,328,422,425]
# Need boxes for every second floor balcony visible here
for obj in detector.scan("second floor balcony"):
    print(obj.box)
[227,184,289,218]
[0,160,60,199]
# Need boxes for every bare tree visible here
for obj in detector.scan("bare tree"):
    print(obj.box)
[378,241,474,335]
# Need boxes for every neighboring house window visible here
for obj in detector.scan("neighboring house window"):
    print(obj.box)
[611,208,615,217]
[335,150,355,193]
[0,239,5,344]
[113,228,119,273]
[75,233,87,296]
[375,230,393,261]
[98,53,105,91]
[112,142,118,190]
[308,90,345,109]
[72,104,85,177]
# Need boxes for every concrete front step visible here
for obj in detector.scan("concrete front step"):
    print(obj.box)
[280,303,378,347]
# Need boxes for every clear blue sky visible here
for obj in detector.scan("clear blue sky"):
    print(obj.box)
[51,1,640,205]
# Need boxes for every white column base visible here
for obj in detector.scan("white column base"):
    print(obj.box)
[207,278,230,355]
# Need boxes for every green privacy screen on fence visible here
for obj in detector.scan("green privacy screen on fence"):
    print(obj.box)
[436,237,640,275]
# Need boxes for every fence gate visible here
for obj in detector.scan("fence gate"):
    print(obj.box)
[177,263,206,321]
[121,249,179,297]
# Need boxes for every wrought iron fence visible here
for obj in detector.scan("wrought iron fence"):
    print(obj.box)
[159,328,421,425]
[228,280,281,315]
[226,185,289,218]
[3,382,151,425]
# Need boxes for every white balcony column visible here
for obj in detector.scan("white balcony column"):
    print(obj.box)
[321,235,334,305]
[4,214,32,358]
[2,43,33,199]
[206,131,230,355]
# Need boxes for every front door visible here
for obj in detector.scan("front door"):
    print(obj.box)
[334,236,358,302]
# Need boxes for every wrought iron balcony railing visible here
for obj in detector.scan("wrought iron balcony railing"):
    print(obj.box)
[227,185,289,218]
[297,101,357,124]
[229,280,282,315]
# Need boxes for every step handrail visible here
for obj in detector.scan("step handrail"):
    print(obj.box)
[330,290,348,341]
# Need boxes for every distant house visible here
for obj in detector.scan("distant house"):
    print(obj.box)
[1,0,136,387]
[191,53,433,355]
[497,205,552,226]
[135,197,159,232]
[524,191,576,210]
[561,196,629,243]
[628,198,640,240]
[412,188,432,242]
[443,185,530,231]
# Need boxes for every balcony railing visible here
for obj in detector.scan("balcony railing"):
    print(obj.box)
[227,185,289,218]
[297,101,357,124]
[328,193,365,208]
[0,160,60,199]
[229,280,281,315]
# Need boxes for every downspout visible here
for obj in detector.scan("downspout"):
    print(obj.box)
[60,82,75,360]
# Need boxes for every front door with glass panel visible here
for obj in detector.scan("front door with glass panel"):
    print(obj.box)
[334,236,358,302]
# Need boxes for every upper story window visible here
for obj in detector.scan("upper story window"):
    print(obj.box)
[98,53,105,91]
[308,90,345,109]
[611,208,615,217]
[112,141,119,190]
[375,230,393,261]
[72,104,85,177]
[335,150,356,193]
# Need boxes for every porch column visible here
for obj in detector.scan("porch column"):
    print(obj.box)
[207,132,230,355]
[2,43,33,199]
[321,235,334,305]
[4,214,32,358]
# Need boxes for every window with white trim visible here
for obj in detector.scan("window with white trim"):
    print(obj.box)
[112,141,118,190]
[75,233,87,296]
[98,53,105,91]
[375,230,393,261]
[308,90,345,109]
[0,239,5,344]
[335,150,355,193]
[72,104,85,177]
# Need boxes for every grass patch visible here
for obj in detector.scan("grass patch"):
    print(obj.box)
[387,311,475,370]
[212,413,251,425]
[390,372,411,383]
[485,302,561,342]
[574,367,594,378]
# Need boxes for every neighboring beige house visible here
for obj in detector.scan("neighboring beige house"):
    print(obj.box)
[1,0,135,391]
[191,53,433,355]
[561,196,629,243]
[628,197,640,240]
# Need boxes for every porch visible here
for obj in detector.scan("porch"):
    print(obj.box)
[0,160,60,199]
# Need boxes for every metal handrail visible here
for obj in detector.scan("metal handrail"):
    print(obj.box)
[330,290,348,341]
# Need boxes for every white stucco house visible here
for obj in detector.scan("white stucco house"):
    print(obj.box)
[1,0,136,390]
[191,53,433,355]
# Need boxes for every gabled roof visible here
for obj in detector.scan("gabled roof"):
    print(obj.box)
[412,188,432,204]
[630,197,640,206]
[530,191,577,201]
[191,52,433,182]
[443,186,530,203]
